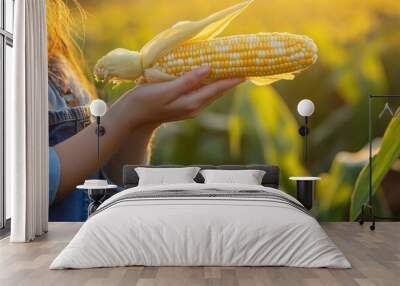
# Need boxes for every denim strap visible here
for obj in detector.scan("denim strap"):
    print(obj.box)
[48,106,91,126]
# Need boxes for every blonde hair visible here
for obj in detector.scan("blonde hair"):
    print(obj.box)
[46,0,95,97]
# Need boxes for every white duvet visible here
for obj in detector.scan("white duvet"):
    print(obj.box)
[50,183,351,269]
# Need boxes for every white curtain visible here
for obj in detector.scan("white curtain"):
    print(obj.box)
[7,0,49,242]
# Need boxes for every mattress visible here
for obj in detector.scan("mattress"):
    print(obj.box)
[50,183,351,269]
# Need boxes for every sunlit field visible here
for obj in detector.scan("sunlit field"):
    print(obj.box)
[75,0,400,221]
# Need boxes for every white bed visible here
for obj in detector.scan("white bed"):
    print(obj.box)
[50,183,351,269]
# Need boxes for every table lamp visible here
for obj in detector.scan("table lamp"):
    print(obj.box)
[89,99,107,162]
[297,99,315,166]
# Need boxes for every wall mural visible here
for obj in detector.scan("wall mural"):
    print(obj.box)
[60,0,400,221]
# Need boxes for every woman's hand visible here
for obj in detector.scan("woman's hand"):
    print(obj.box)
[54,67,243,197]
[104,67,243,185]
[115,66,244,130]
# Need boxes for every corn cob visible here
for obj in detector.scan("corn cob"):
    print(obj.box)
[152,33,317,79]
[94,1,319,85]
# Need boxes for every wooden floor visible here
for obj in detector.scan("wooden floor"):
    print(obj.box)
[0,222,399,286]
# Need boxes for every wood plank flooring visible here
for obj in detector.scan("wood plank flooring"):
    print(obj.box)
[0,222,399,286]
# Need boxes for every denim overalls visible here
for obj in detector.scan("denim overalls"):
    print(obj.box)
[48,62,114,222]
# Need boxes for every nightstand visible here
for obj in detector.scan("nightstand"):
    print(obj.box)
[289,176,320,210]
[77,182,118,216]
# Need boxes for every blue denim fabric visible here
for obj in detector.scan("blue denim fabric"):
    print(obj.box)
[49,147,60,204]
[48,78,118,222]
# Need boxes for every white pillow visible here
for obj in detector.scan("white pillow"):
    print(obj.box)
[135,167,200,186]
[200,169,266,185]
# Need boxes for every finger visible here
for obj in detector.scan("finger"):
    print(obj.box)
[189,78,244,105]
[169,78,244,118]
[162,66,211,100]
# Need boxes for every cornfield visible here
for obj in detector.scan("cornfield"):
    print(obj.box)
[74,0,400,221]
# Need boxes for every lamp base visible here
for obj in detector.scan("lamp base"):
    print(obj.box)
[298,126,309,136]
[95,125,106,136]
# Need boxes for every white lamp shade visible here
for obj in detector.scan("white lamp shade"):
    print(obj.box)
[297,99,315,117]
[90,99,107,117]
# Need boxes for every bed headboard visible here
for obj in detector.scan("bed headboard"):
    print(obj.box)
[122,165,280,189]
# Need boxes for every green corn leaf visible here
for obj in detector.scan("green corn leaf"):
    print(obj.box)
[350,112,400,221]
[317,147,371,221]
[232,83,307,194]
[228,115,242,158]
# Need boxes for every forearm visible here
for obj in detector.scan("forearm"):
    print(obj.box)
[53,97,134,202]
[106,123,159,185]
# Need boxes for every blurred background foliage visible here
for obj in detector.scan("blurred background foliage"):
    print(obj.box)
[73,0,400,221]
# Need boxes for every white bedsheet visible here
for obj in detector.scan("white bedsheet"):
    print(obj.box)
[50,183,351,269]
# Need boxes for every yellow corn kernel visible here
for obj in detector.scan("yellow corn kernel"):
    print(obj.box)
[152,33,317,79]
